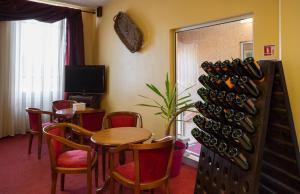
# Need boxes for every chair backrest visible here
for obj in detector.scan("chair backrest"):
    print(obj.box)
[26,108,42,132]
[43,123,94,168]
[77,109,106,132]
[104,111,143,128]
[131,137,174,184]
[52,100,77,112]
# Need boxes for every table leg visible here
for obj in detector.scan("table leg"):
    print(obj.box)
[102,146,106,181]
[96,176,111,194]
[119,150,126,164]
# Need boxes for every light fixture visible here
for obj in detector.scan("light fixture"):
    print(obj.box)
[240,18,253,24]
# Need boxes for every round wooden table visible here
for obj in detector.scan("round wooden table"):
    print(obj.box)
[91,127,152,146]
[91,127,152,185]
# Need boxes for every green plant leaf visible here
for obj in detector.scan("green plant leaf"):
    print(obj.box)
[146,83,168,107]
[165,74,170,102]
[178,93,191,102]
[138,95,162,107]
[176,99,192,107]
[177,84,195,96]
[136,104,161,108]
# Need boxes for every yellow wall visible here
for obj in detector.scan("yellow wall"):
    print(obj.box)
[281,0,300,147]
[82,12,97,64]
[94,0,279,138]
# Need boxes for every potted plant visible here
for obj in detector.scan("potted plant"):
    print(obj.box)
[138,74,194,177]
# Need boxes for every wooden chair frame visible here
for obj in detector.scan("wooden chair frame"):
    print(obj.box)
[52,100,77,122]
[26,107,53,159]
[43,123,98,194]
[103,111,143,129]
[109,137,174,194]
[101,111,143,181]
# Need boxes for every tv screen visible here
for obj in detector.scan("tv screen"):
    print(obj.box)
[65,65,105,94]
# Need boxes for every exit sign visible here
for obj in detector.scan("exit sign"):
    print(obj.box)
[264,45,275,56]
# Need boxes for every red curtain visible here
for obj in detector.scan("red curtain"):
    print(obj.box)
[0,0,85,66]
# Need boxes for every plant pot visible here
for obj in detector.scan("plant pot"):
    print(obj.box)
[171,140,187,177]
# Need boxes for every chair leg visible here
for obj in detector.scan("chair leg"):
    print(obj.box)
[51,172,57,194]
[134,187,140,194]
[60,174,65,191]
[102,146,106,181]
[165,181,170,194]
[109,178,115,194]
[87,169,92,194]
[95,157,99,187]
[37,134,42,159]
[28,133,33,155]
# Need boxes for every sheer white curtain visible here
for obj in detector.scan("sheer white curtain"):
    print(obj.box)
[0,19,66,138]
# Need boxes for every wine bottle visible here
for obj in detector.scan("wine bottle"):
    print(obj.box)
[243,57,264,80]
[222,75,240,92]
[213,105,224,121]
[203,132,211,146]
[227,147,249,170]
[235,94,257,115]
[221,60,236,76]
[224,109,235,123]
[212,60,222,75]
[191,128,201,138]
[209,75,223,90]
[232,58,247,76]
[232,128,254,151]
[204,119,213,131]
[221,124,232,139]
[212,120,221,134]
[201,61,215,76]
[209,89,219,104]
[207,103,215,117]
[198,75,214,90]
[217,90,227,104]
[193,115,206,129]
[238,76,260,97]
[197,87,211,103]
[225,92,236,108]
[234,112,256,133]
[194,101,209,117]
[208,137,218,148]
[217,141,228,156]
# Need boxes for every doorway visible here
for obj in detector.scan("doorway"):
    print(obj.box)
[175,16,253,161]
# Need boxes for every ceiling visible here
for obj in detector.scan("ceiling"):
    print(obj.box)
[53,0,110,9]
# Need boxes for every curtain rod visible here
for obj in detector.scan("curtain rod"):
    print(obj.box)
[28,0,96,14]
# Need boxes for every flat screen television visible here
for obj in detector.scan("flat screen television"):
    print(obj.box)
[65,65,105,94]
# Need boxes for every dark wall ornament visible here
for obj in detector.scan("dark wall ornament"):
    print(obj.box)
[113,12,143,53]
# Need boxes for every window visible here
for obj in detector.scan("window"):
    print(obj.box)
[175,17,253,160]
[12,19,66,110]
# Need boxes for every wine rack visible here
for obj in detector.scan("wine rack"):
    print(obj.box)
[193,60,300,194]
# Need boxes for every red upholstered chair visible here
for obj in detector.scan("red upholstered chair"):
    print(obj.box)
[43,123,98,194]
[103,111,143,129]
[108,136,174,194]
[101,111,143,181]
[26,108,54,159]
[52,100,77,122]
[75,109,106,143]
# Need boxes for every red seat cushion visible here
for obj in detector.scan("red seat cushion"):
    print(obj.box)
[57,150,88,168]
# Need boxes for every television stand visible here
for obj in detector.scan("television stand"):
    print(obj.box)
[68,94,101,109]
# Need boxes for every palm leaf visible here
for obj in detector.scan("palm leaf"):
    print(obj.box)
[146,84,168,107]
[165,74,170,101]
[136,104,161,108]
[138,94,162,107]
